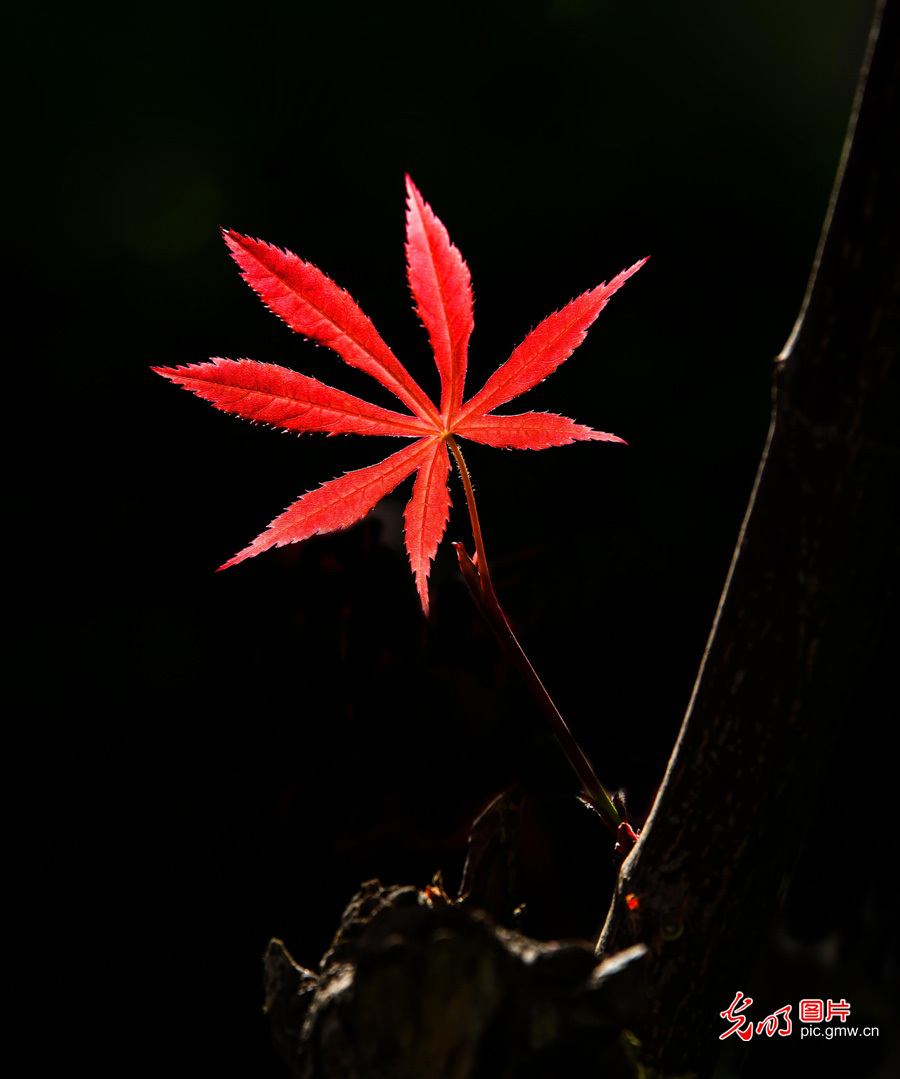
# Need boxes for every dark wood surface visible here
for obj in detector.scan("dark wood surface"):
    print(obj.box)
[597,3,898,1073]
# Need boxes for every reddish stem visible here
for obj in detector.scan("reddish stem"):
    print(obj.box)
[445,435,624,839]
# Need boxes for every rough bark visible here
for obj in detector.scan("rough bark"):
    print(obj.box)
[596,1,898,1074]
[265,879,649,1079]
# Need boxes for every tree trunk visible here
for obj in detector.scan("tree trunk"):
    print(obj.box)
[596,1,898,1074]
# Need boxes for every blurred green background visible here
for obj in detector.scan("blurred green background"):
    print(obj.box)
[13,1,893,1076]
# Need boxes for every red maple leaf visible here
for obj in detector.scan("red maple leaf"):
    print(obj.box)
[154,177,646,613]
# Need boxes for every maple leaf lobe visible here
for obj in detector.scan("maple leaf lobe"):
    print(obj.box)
[222,228,440,425]
[151,358,433,439]
[404,176,474,423]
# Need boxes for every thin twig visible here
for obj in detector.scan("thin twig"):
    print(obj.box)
[446,435,629,840]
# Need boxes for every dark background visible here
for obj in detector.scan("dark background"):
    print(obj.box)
[11,1,894,1076]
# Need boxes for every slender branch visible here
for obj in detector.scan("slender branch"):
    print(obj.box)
[444,435,499,605]
[445,434,628,839]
